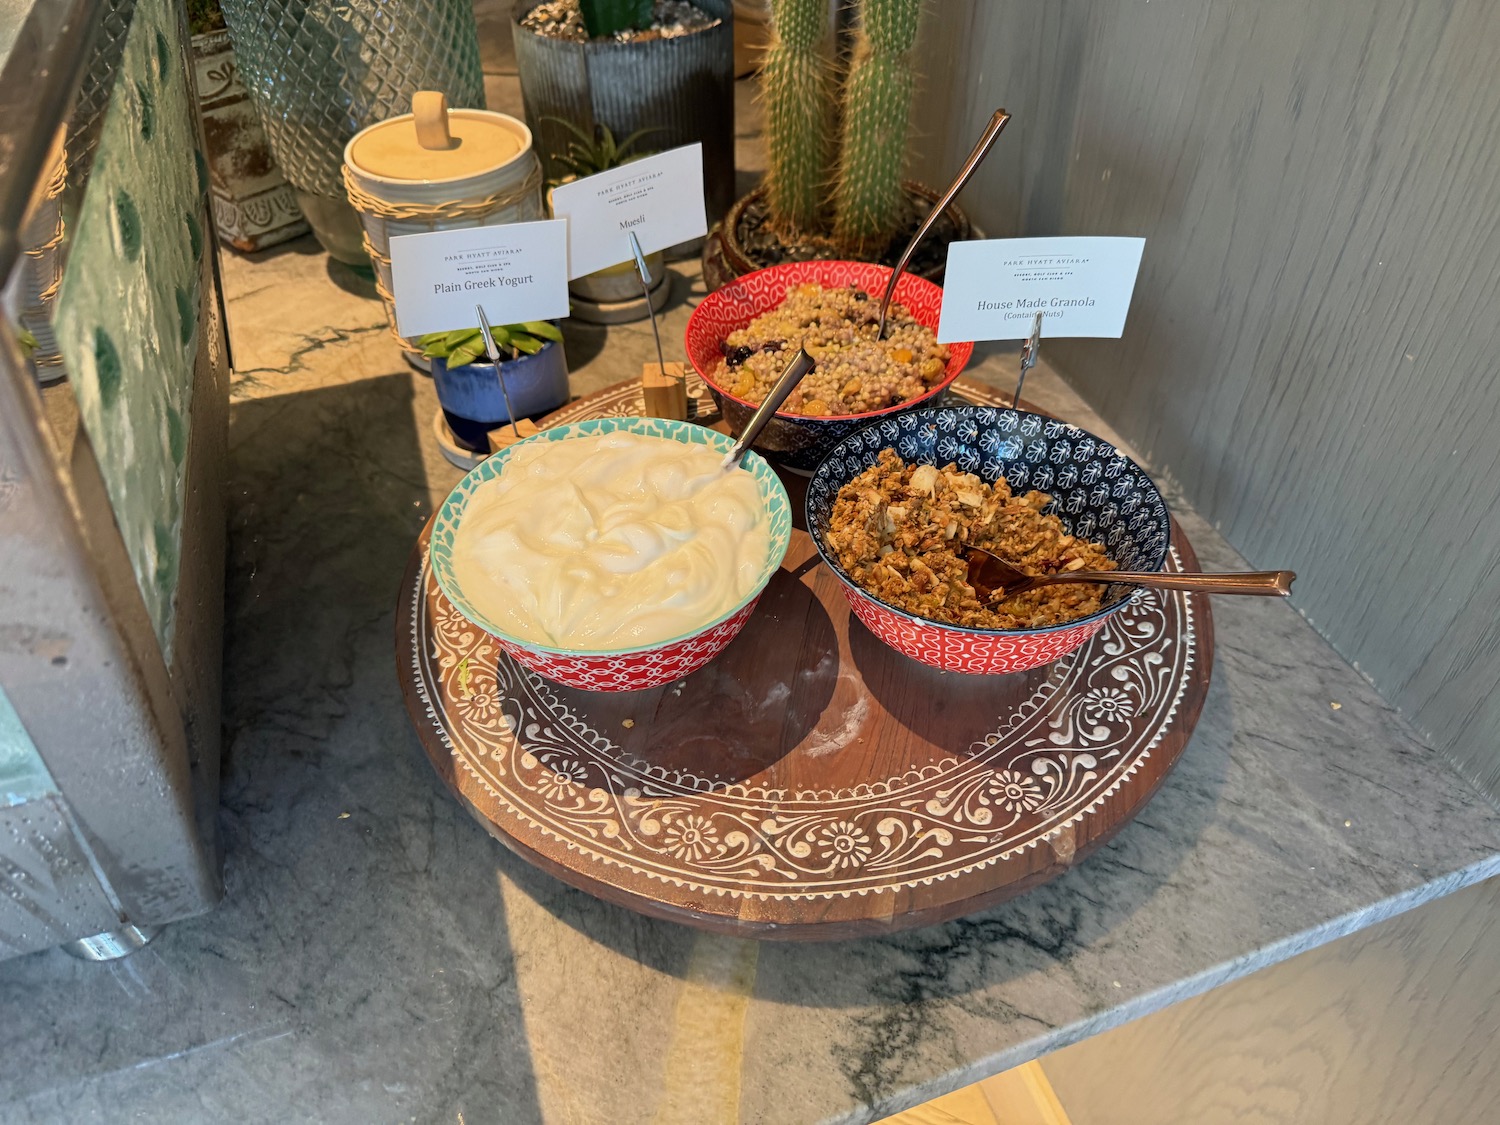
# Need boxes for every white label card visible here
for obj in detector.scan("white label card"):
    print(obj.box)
[389,219,570,337]
[548,144,708,279]
[937,236,1146,343]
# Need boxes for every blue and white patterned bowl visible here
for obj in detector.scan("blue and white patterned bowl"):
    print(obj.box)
[806,406,1172,674]
[429,417,793,690]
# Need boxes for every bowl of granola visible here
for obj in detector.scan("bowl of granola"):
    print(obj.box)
[684,261,974,470]
[806,406,1172,674]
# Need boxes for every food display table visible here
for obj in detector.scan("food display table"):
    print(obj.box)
[397,376,1214,938]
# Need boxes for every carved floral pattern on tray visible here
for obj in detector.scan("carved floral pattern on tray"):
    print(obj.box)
[408,548,1198,901]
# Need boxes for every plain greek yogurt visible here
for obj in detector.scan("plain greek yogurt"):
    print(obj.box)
[450,432,771,650]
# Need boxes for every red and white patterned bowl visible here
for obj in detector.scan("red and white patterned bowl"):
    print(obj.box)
[490,600,763,691]
[840,585,1112,675]
[429,417,793,692]
[684,261,974,471]
[806,405,1172,676]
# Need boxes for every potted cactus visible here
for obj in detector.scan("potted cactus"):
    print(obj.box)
[702,0,973,290]
[513,0,735,226]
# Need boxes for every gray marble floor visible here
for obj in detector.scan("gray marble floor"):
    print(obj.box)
[0,228,1496,1124]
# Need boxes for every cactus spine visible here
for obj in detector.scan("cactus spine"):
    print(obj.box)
[832,0,922,252]
[762,0,835,235]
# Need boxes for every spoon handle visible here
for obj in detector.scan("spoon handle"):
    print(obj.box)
[1048,570,1296,596]
[722,348,816,468]
[877,108,1011,338]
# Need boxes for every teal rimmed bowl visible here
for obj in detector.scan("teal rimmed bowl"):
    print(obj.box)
[429,417,792,691]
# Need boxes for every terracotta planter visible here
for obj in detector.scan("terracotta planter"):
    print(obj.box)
[700,181,975,292]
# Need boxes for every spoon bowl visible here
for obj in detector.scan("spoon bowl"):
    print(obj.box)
[962,545,1295,603]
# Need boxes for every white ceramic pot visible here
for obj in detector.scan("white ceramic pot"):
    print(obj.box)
[343,92,546,366]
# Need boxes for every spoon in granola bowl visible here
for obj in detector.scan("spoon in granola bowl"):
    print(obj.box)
[962,545,1295,602]
[722,347,817,469]
[877,107,1011,339]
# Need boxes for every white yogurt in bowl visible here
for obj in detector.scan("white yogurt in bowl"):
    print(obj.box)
[448,431,773,651]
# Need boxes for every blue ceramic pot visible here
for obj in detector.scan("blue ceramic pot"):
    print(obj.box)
[431,338,569,452]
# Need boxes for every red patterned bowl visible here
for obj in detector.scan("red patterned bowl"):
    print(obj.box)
[684,261,974,471]
[429,418,793,692]
[806,405,1172,675]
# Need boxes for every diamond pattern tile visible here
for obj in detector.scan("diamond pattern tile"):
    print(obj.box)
[220,0,485,195]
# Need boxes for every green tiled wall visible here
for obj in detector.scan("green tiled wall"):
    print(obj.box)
[55,0,209,658]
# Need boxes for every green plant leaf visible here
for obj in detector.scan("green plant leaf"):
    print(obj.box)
[447,342,483,368]
[517,320,563,343]
[418,330,452,356]
[509,333,544,355]
[614,126,664,160]
[543,116,599,148]
[542,116,662,176]
[483,324,512,353]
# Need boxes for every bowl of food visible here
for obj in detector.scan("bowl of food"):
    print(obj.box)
[806,406,1172,675]
[429,417,792,691]
[684,260,974,471]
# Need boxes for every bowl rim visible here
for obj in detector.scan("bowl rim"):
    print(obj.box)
[805,404,1172,638]
[685,260,975,423]
[430,417,793,657]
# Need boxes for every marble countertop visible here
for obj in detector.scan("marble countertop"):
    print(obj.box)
[2,241,1496,1125]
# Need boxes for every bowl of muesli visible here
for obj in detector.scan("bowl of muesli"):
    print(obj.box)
[806,405,1172,675]
[684,261,974,470]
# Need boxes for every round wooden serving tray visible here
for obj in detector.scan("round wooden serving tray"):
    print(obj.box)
[397,377,1214,939]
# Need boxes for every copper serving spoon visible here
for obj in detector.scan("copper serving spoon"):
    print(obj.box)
[877,108,1011,339]
[963,545,1295,602]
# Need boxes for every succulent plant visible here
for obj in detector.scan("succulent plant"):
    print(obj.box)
[419,321,564,368]
[542,117,662,181]
[831,0,922,252]
[761,0,836,235]
[578,0,654,39]
[186,0,226,35]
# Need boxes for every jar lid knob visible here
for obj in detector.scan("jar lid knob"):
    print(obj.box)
[413,91,454,150]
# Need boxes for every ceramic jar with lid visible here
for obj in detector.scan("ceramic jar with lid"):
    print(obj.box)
[343,91,545,368]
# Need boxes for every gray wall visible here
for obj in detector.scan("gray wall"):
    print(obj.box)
[1043,874,1500,1124]
[911,1,1500,799]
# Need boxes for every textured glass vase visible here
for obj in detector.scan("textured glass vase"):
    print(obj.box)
[220,0,485,265]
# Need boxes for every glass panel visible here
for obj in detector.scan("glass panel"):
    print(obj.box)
[53,0,209,658]
[0,0,38,73]
[0,685,57,807]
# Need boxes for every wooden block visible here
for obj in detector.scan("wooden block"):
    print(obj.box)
[642,361,689,420]
[977,1062,1072,1125]
[485,417,539,454]
[877,1083,998,1124]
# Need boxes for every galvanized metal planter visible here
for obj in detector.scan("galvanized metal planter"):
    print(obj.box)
[511,0,735,224]
[221,0,487,266]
